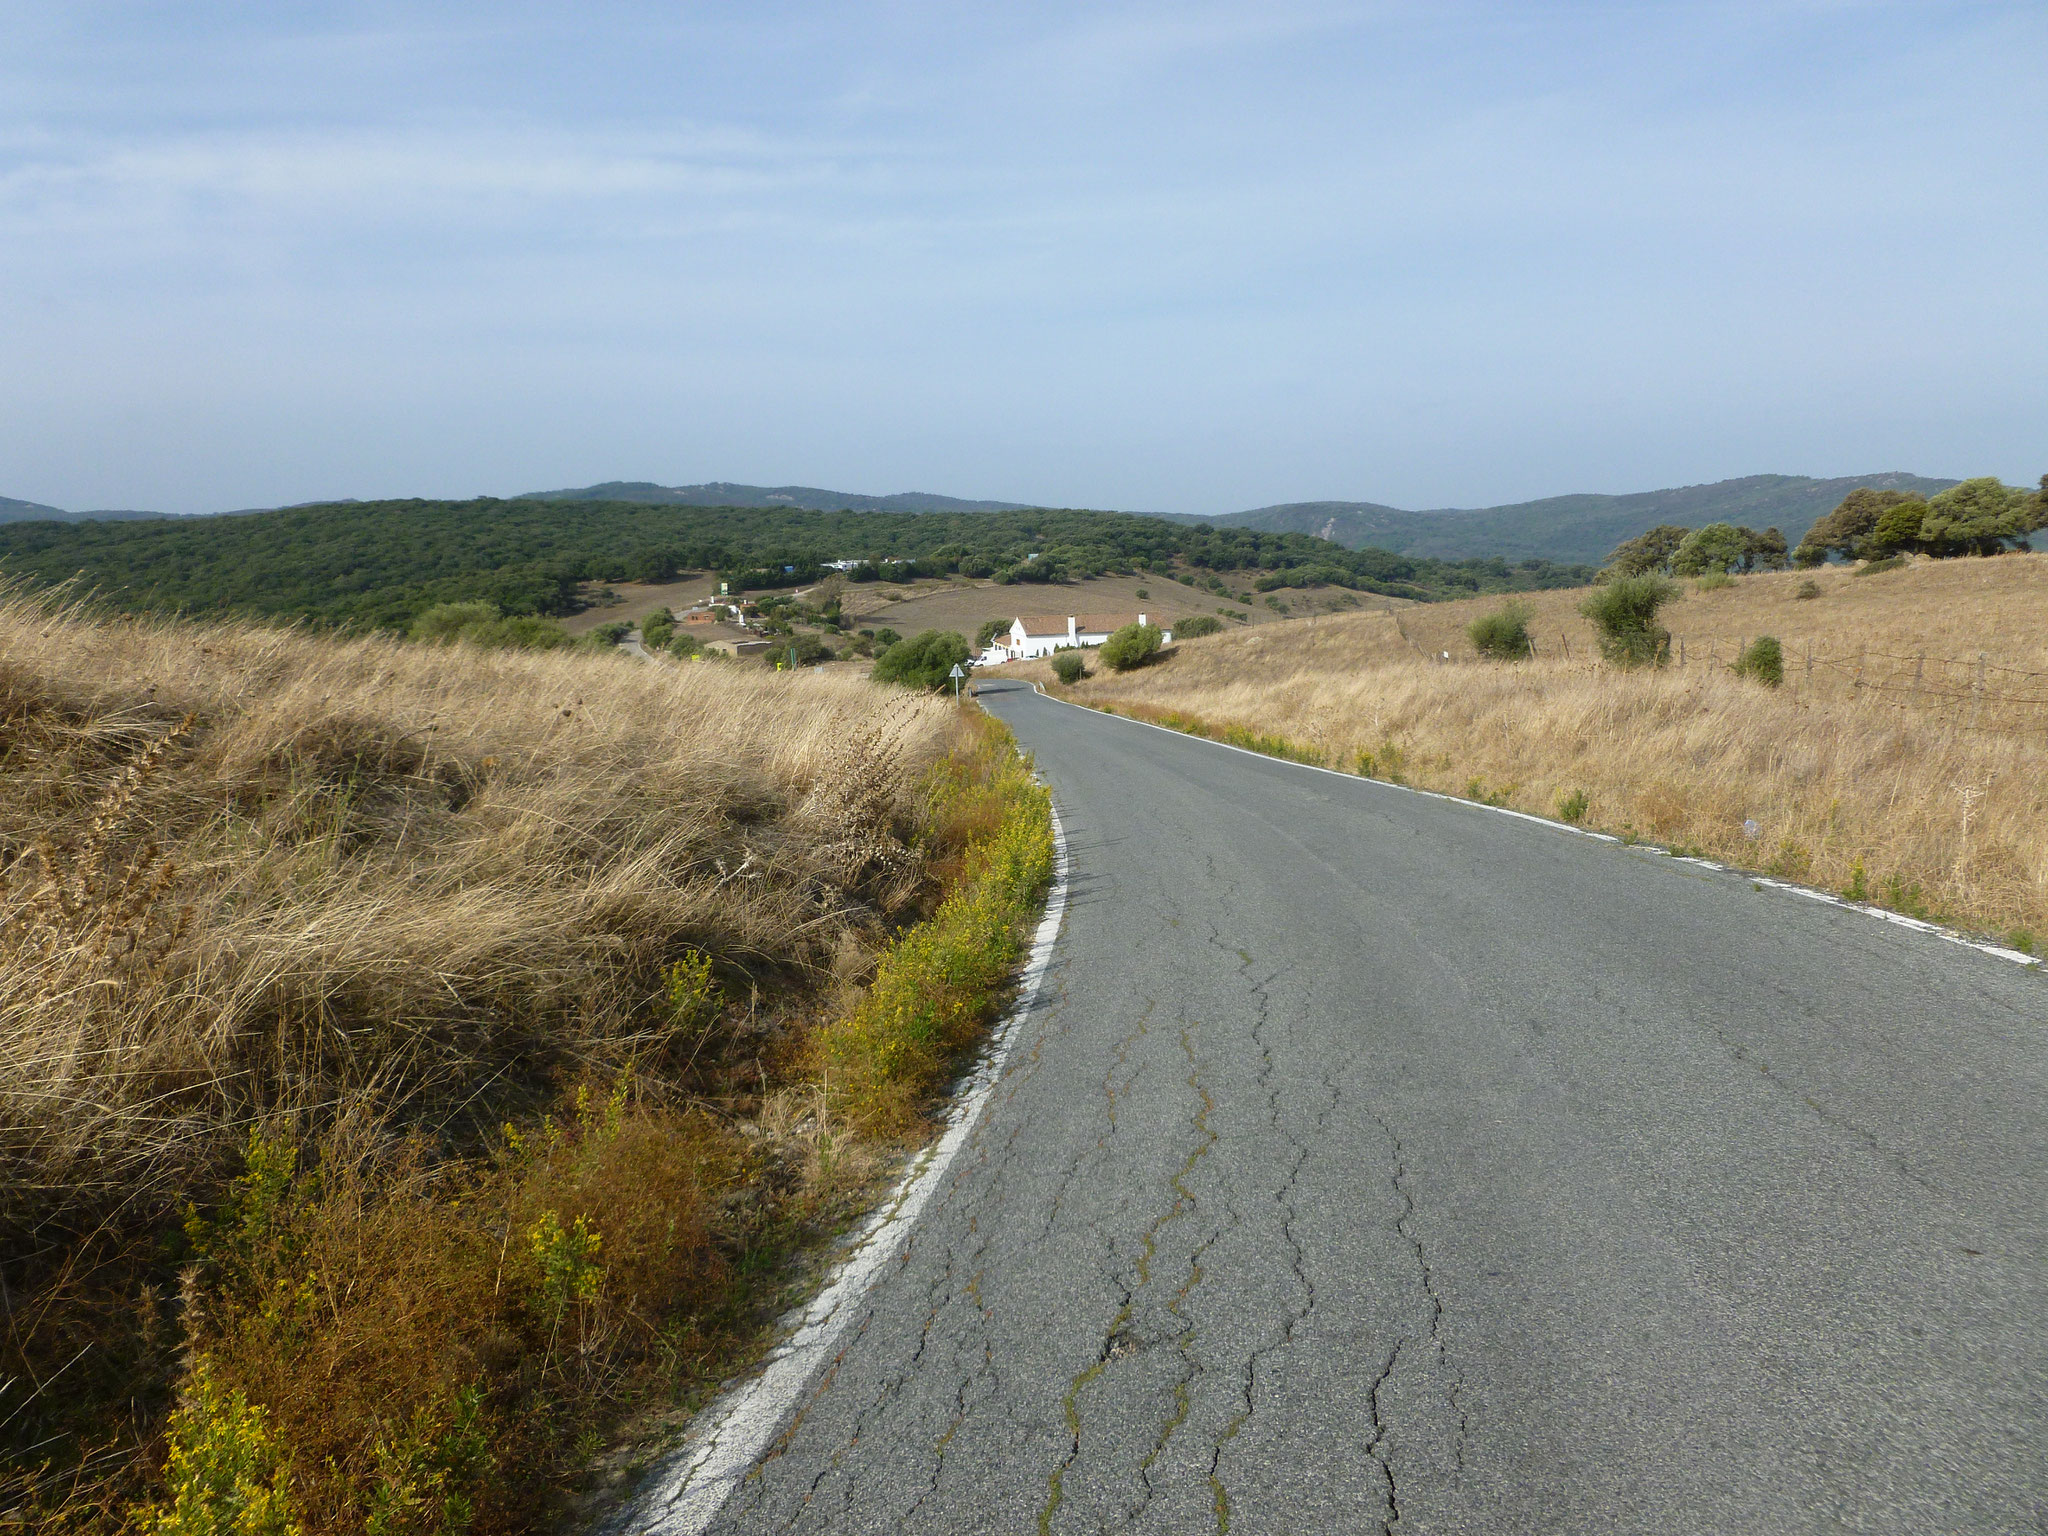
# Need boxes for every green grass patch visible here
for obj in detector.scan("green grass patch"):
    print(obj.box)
[814,716,1055,1133]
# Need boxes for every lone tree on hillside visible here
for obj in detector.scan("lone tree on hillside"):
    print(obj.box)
[1580,575,1677,668]
[1670,523,1789,575]
[871,629,971,689]
[1670,523,1751,576]
[1602,525,1690,578]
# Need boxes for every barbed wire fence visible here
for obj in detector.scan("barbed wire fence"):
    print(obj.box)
[1673,636,2048,737]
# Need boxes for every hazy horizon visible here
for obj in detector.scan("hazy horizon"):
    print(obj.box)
[3,2,2042,516]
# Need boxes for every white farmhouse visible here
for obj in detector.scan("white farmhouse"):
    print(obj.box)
[984,613,1171,664]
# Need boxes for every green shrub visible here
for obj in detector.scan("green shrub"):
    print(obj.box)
[1855,556,1904,577]
[1693,571,1734,592]
[1050,651,1087,685]
[1217,723,1321,764]
[1881,873,1932,920]
[1795,579,1821,599]
[409,601,501,642]
[1732,635,1784,687]
[2008,929,2037,956]
[1843,857,1869,902]
[1465,601,1533,660]
[1174,614,1223,638]
[134,1359,300,1536]
[815,719,1053,1131]
[1098,622,1163,672]
[667,630,703,658]
[772,632,834,668]
[871,629,970,689]
[409,602,572,653]
[1556,788,1589,823]
[1579,576,1676,668]
[640,608,675,650]
[1670,523,1749,576]
[1135,587,1149,599]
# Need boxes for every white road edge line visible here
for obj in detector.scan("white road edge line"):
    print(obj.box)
[613,798,1071,1535]
[1015,681,2040,972]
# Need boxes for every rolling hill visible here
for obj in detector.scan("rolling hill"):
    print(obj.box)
[514,480,1035,514]
[0,496,171,525]
[1189,473,1959,565]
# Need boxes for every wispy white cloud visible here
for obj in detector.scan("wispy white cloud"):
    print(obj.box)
[0,0,2041,513]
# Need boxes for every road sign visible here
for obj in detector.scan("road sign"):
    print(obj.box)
[949,663,965,700]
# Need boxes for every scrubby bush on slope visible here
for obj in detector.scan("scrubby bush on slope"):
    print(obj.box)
[1466,600,1533,659]
[1580,576,1677,667]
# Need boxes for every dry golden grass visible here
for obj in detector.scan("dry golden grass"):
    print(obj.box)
[1048,554,2048,945]
[0,586,967,1528]
[1402,554,2048,735]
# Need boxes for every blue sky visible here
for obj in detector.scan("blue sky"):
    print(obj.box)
[2,1,2041,514]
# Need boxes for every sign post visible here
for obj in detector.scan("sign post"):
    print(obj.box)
[948,663,965,702]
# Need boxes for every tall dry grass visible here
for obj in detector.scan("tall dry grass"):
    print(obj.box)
[0,587,960,1527]
[1403,554,2048,736]
[1050,561,2048,945]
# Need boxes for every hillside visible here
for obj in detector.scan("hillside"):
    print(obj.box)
[0,588,1061,1531]
[1197,472,1959,564]
[0,497,1592,630]
[1029,551,2048,948]
[514,479,1035,513]
[0,496,168,525]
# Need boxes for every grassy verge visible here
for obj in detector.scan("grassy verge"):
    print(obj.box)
[0,591,1053,1535]
[1084,701,1327,768]
[814,715,1055,1134]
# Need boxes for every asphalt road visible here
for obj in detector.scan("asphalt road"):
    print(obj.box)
[694,679,2047,1534]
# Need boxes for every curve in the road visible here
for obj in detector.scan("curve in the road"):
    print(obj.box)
[617,677,2046,1535]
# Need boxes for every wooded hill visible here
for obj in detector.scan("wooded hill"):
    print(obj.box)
[0,497,1593,630]
[1194,473,1960,565]
[514,479,1035,513]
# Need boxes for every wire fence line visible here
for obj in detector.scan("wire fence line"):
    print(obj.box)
[1499,630,2048,737]
[1678,636,2048,734]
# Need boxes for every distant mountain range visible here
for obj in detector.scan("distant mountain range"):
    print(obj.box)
[0,496,165,525]
[513,480,1035,514]
[3,472,1964,565]
[1177,473,1958,566]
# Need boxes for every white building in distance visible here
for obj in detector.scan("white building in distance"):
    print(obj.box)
[984,613,1170,664]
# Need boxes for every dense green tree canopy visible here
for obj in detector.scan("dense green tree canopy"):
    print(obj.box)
[0,497,1595,632]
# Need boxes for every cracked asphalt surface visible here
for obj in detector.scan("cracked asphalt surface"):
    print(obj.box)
[700,680,2047,1534]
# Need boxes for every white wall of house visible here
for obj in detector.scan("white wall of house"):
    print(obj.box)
[991,613,1170,663]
